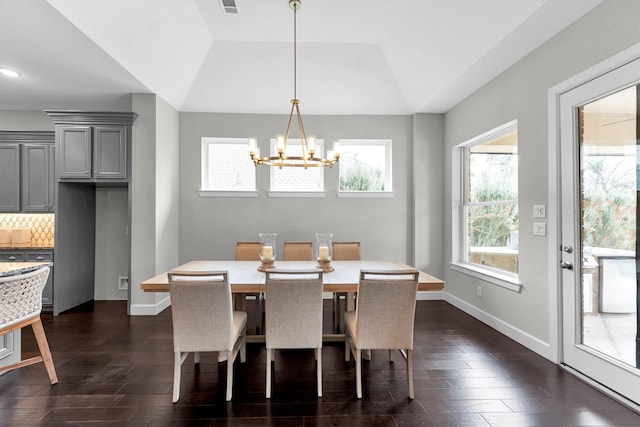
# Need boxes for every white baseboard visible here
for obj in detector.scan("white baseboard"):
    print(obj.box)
[444,292,555,361]
[130,295,171,316]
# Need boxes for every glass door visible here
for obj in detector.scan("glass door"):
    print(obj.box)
[559,58,639,405]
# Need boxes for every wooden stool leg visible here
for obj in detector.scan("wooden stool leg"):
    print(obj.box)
[31,317,58,385]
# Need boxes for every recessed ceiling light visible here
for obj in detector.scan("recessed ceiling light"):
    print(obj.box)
[0,67,22,78]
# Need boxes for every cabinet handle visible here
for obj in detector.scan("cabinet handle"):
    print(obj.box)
[8,256,17,261]
[36,256,45,260]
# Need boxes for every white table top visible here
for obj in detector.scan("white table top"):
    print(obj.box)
[140,260,444,293]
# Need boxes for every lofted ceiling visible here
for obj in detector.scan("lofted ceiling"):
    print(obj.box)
[0,0,603,114]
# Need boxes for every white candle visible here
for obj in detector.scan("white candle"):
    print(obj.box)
[262,245,273,261]
[319,246,329,261]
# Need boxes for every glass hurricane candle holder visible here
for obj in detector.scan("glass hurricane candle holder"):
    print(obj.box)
[258,233,277,271]
[315,232,334,272]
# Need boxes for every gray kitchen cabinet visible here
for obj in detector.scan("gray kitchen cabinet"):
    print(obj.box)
[48,112,136,183]
[0,144,21,212]
[0,249,53,306]
[58,126,92,179]
[94,126,127,179]
[0,132,55,213]
[26,251,54,306]
[22,143,55,212]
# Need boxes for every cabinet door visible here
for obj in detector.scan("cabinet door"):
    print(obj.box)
[22,144,54,212]
[0,252,25,262]
[94,126,126,179]
[26,251,54,306]
[58,126,92,179]
[0,144,21,212]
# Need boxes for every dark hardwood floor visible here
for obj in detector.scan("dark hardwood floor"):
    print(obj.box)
[1,300,639,426]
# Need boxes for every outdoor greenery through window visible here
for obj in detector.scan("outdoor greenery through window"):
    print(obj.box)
[338,139,392,192]
[269,138,324,192]
[581,146,636,252]
[459,121,519,277]
[201,137,256,192]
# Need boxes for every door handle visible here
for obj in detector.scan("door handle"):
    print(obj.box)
[563,246,573,253]
[560,261,573,270]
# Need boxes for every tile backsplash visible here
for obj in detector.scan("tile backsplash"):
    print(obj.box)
[0,213,55,248]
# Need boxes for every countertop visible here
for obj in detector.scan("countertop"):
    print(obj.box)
[0,262,52,278]
[0,246,54,250]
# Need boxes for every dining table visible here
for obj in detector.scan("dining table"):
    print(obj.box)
[140,259,444,342]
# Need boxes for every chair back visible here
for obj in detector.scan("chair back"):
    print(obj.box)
[355,269,419,349]
[235,242,261,261]
[168,270,234,352]
[332,242,361,260]
[0,266,50,328]
[265,269,323,349]
[282,242,313,261]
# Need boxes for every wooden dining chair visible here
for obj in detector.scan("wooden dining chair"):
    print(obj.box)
[0,266,58,385]
[331,242,362,329]
[265,269,324,398]
[344,269,419,399]
[168,270,247,402]
[235,242,262,261]
[234,242,264,311]
[282,242,313,261]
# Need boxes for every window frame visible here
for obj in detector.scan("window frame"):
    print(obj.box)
[199,137,257,198]
[268,138,326,196]
[451,120,522,292]
[336,138,393,198]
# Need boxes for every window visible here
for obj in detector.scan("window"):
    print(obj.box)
[200,137,256,194]
[452,121,520,289]
[269,138,325,193]
[338,139,392,194]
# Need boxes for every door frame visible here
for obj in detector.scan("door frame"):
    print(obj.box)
[547,42,640,409]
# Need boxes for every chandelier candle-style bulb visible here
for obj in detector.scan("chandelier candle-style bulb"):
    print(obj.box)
[276,134,285,154]
[249,138,257,155]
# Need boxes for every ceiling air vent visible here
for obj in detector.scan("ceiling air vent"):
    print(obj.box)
[220,0,238,14]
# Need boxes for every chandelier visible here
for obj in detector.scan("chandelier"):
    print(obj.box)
[249,0,339,168]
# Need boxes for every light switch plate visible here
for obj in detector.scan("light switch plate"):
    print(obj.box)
[533,222,546,236]
[533,205,546,218]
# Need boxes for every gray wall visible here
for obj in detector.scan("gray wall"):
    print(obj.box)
[129,94,180,314]
[442,0,640,357]
[94,187,128,300]
[178,113,424,265]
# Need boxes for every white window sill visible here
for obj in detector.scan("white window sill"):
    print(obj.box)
[268,191,326,198]
[337,191,394,198]
[198,190,258,198]
[449,261,522,292]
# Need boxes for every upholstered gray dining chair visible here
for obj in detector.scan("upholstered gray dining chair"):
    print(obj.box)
[168,270,247,402]
[344,269,419,399]
[0,266,57,384]
[264,269,324,398]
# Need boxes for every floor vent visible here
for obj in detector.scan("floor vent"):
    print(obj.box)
[220,0,238,14]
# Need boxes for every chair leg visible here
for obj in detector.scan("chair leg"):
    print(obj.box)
[172,351,182,403]
[345,334,351,362]
[226,352,234,401]
[316,347,322,397]
[31,317,58,385]
[406,349,414,400]
[388,349,394,363]
[240,331,247,363]
[266,348,273,399]
[333,293,340,332]
[355,348,362,399]
[194,352,200,364]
